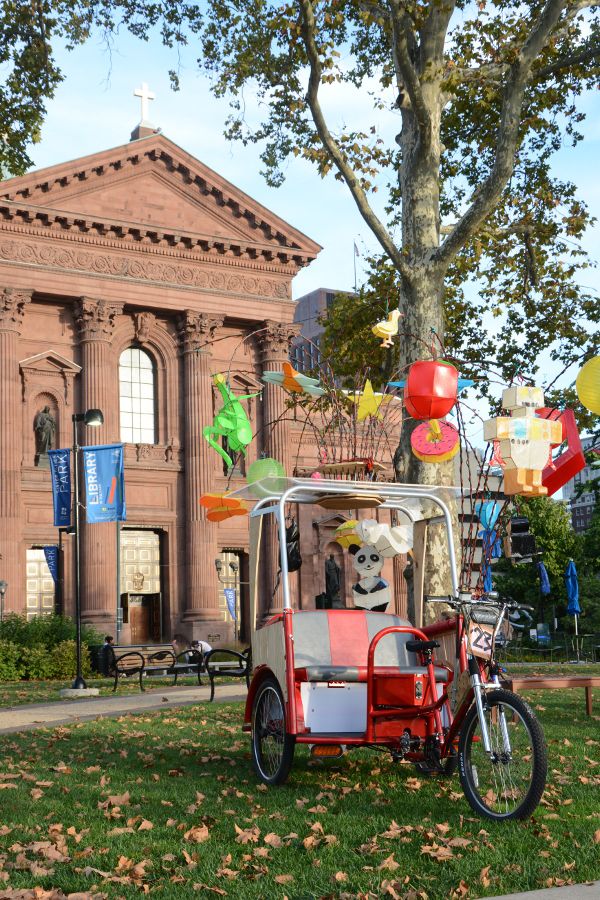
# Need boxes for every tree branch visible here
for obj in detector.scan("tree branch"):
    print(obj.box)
[298,0,412,286]
[388,0,432,151]
[434,0,570,268]
[535,44,600,79]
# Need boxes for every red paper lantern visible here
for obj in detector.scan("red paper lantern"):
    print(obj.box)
[404,361,458,420]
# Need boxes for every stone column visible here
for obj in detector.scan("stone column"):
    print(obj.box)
[178,311,224,636]
[74,297,123,630]
[257,320,301,616]
[0,289,31,611]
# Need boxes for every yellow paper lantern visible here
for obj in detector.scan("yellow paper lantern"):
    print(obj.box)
[576,356,600,415]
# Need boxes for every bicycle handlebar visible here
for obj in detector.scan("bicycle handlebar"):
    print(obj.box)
[425,594,533,614]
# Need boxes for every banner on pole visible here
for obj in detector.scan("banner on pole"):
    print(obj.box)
[48,448,71,527]
[82,444,126,523]
[224,588,236,620]
[43,546,59,584]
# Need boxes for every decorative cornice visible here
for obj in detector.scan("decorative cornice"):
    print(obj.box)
[257,319,302,360]
[0,200,313,269]
[0,235,292,300]
[0,287,31,333]
[134,311,156,346]
[74,297,124,341]
[0,137,321,259]
[178,311,224,354]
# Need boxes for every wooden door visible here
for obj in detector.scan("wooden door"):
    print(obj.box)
[130,605,150,643]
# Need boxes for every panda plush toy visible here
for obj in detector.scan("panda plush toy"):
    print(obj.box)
[348,543,390,612]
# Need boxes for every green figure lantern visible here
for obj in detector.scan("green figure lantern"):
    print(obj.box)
[203,374,261,469]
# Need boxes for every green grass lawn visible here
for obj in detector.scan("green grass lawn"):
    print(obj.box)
[0,690,598,899]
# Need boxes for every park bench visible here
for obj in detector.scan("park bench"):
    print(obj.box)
[503,674,600,717]
[107,645,205,692]
[204,647,251,702]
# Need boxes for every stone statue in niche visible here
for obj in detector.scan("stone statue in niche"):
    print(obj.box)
[325,554,342,608]
[34,406,56,467]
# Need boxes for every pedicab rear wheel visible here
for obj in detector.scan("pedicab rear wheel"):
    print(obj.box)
[251,676,295,785]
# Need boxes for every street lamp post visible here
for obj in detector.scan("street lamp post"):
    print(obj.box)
[71,409,104,690]
[215,558,241,643]
[0,581,7,624]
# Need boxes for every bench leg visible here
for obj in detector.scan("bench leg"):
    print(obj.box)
[585,686,592,716]
[197,669,203,686]
[139,669,145,692]
[172,671,178,686]
[113,673,118,692]
[209,674,215,702]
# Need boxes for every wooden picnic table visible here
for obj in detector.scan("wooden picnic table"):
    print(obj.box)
[503,674,600,717]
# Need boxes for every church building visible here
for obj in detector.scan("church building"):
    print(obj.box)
[0,115,327,645]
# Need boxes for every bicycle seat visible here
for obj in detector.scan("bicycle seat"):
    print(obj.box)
[405,639,440,653]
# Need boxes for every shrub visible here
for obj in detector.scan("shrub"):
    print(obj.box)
[0,641,25,681]
[22,645,53,681]
[46,640,92,680]
[0,614,103,651]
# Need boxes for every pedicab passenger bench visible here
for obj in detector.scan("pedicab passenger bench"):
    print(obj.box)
[286,610,452,735]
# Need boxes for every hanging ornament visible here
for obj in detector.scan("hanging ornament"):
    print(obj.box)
[372,309,402,348]
[246,457,286,498]
[203,374,260,468]
[334,519,360,548]
[411,419,460,463]
[389,360,466,420]
[262,361,326,398]
[474,500,502,531]
[199,493,248,522]
[348,379,397,421]
[538,407,586,495]
[483,386,562,496]
[575,356,600,415]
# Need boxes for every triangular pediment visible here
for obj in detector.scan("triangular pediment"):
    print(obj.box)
[20,350,82,375]
[0,134,321,256]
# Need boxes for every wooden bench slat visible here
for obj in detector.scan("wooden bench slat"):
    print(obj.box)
[504,675,600,716]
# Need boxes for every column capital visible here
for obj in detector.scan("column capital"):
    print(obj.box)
[0,288,32,333]
[257,320,301,361]
[178,310,224,354]
[74,297,124,341]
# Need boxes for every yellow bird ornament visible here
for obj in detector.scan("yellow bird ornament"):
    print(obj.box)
[372,309,402,348]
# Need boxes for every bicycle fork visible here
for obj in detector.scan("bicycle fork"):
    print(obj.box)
[469,661,512,758]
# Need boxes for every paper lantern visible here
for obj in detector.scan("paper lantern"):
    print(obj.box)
[483,386,562,496]
[411,419,460,463]
[262,362,325,398]
[200,493,248,522]
[576,356,600,415]
[402,361,459,420]
[474,500,501,531]
[372,309,402,348]
[246,457,286,498]
[334,519,360,548]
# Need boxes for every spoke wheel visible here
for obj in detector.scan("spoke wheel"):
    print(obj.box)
[251,677,295,785]
[458,688,547,821]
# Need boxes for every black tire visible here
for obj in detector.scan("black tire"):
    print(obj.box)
[251,676,295,785]
[458,688,547,821]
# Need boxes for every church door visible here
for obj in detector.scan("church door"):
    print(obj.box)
[25,549,56,619]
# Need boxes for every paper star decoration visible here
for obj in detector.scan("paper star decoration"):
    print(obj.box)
[262,362,326,398]
[349,379,396,421]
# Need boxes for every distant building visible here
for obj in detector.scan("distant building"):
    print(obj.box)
[291,287,354,371]
[563,435,598,532]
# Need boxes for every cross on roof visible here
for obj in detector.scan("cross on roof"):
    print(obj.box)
[133,82,156,124]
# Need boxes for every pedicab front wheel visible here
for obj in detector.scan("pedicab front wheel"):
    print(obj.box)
[251,676,295,785]
[458,689,547,821]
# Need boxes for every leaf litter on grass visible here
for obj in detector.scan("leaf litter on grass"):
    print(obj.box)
[0,692,598,898]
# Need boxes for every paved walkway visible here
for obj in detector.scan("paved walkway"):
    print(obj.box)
[484,883,599,900]
[0,682,248,734]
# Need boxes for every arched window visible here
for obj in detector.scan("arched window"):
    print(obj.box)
[119,348,156,444]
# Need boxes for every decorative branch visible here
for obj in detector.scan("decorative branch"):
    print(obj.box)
[434,0,570,268]
[298,0,412,286]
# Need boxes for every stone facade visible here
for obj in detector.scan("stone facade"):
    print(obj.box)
[0,132,326,644]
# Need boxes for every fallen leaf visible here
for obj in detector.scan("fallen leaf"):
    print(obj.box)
[138,819,154,831]
[274,874,294,884]
[184,824,210,844]
[234,824,260,844]
[378,854,401,872]
[263,833,282,848]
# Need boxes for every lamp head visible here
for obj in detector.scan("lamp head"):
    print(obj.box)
[229,561,239,574]
[0,580,6,596]
[214,559,223,573]
[84,408,104,427]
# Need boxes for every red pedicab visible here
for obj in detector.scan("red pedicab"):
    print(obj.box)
[239,477,547,822]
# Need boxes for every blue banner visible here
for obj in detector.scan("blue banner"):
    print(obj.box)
[48,448,71,527]
[82,444,126,523]
[43,546,59,584]
[224,588,237,620]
